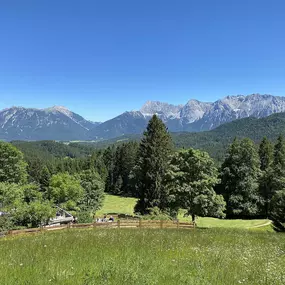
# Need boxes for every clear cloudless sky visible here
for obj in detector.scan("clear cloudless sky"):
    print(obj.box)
[0,0,285,122]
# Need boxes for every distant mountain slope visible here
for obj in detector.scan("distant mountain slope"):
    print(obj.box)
[88,111,150,140]
[88,94,285,139]
[1,94,285,141]
[89,112,285,161]
[0,106,99,141]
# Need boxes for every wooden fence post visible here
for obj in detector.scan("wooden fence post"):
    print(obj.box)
[139,219,142,228]
[160,220,163,229]
[117,219,120,229]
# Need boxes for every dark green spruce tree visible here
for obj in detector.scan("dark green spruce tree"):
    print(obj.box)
[103,146,116,193]
[134,115,173,214]
[112,142,139,196]
[39,166,51,194]
[259,137,274,172]
[219,138,261,218]
[268,135,285,229]
[271,135,285,192]
[258,137,274,217]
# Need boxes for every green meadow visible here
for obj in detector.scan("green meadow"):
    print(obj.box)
[1,228,285,285]
[0,194,279,285]
[97,194,271,230]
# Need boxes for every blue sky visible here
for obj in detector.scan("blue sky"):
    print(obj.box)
[1,0,285,122]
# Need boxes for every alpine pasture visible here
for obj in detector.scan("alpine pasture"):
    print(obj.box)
[1,228,285,284]
[1,194,282,285]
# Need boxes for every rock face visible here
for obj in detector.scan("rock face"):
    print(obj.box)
[1,94,285,141]
[89,94,285,139]
[188,94,285,131]
[0,106,99,141]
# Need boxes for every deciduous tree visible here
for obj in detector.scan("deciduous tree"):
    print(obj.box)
[166,149,226,222]
[0,142,27,184]
[48,173,84,211]
[219,138,261,218]
[79,170,105,212]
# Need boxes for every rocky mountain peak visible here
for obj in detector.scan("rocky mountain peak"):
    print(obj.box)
[45,106,73,117]
[140,101,182,118]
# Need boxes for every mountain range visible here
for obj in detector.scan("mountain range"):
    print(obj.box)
[1,94,285,141]
[13,112,285,164]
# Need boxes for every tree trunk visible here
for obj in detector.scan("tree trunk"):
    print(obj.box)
[192,214,196,223]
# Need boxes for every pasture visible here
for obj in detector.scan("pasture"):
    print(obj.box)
[1,228,284,284]
[97,194,271,230]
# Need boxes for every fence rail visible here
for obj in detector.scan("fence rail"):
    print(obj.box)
[6,219,195,237]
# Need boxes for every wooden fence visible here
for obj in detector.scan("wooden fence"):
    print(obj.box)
[6,219,195,236]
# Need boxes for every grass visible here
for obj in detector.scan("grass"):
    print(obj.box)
[96,194,137,216]
[97,194,271,230]
[1,228,285,284]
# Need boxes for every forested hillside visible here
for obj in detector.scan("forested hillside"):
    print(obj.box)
[90,112,285,162]
[12,140,95,160]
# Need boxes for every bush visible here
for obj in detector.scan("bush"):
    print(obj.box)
[140,207,172,221]
[0,215,13,233]
[77,211,94,223]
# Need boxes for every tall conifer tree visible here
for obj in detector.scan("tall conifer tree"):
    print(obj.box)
[270,135,285,200]
[258,137,274,216]
[259,137,273,171]
[134,115,173,214]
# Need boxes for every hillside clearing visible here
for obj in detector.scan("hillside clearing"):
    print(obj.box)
[97,195,271,230]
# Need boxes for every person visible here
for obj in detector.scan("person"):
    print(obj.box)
[109,216,114,222]
[103,215,107,222]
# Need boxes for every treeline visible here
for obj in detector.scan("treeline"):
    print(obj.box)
[218,136,285,225]
[1,115,285,231]
[0,138,140,231]
[90,112,285,163]
[0,141,106,231]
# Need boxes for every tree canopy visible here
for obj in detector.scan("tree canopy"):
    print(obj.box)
[0,142,27,184]
[166,148,226,222]
[219,138,261,218]
[48,173,84,211]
